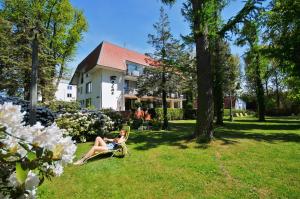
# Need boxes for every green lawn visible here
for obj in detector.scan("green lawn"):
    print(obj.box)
[38,116,300,199]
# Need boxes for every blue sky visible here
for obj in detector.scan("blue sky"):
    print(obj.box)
[69,0,248,73]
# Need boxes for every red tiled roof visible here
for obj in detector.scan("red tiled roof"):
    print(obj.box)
[98,41,151,70]
[70,41,156,84]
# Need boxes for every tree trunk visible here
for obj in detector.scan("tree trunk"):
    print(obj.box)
[162,68,168,130]
[265,78,269,96]
[274,69,280,109]
[55,59,65,90]
[255,53,265,121]
[214,38,224,125]
[29,33,38,125]
[229,90,233,121]
[23,71,31,100]
[192,0,214,140]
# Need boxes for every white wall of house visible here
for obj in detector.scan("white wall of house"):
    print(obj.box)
[101,69,124,110]
[91,68,102,109]
[235,98,246,110]
[55,80,77,101]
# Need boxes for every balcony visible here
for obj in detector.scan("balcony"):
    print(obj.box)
[126,70,141,77]
[124,88,138,95]
[167,93,185,99]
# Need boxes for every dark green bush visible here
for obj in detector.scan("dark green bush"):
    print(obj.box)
[149,119,162,130]
[43,100,80,114]
[183,109,197,119]
[130,118,144,130]
[0,96,55,126]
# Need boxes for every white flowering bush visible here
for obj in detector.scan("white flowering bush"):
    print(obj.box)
[56,110,114,142]
[0,103,76,199]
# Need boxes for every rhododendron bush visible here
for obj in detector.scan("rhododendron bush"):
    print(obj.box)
[0,103,76,199]
[56,111,114,142]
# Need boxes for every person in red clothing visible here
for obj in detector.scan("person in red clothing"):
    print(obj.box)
[134,107,144,119]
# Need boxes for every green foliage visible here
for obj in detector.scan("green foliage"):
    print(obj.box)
[0,0,88,100]
[138,7,185,129]
[149,118,162,130]
[55,111,113,142]
[183,108,197,120]
[42,100,80,113]
[130,118,144,130]
[155,108,183,120]
[263,0,300,77]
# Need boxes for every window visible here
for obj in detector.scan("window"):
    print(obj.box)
[127,63,144,76]
[81,73,84,84]
[67,85,72,90]
[78,87,82,94]
[86,82,92,93]
[85,98,91,108]
[80,100,84,106]
[67,93,72,98]
[124,80,129,90]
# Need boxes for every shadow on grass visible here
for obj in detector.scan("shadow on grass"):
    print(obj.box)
[234,119,300,124]
[127,130,194,151]
[126,118,300,151]
[214,119,300,144]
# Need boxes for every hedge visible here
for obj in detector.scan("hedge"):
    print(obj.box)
[154,108,183,120]
[42,100,80,114]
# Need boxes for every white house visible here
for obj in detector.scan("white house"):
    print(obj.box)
[70,41,183,110]
[55,79,77,101]
[224,96,247,110]
[235,98,246,110]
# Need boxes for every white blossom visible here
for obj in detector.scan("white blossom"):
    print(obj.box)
[0,102,77,198]
[25,171,40,191]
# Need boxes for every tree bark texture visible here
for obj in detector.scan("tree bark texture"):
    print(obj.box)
[255,53,265,121]
[29,33,38,125]
[192,0,214,139]
[162,66,168,130]
[214,38,224,125]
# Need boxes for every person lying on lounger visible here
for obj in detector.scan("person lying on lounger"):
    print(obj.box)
[74,129,128,165]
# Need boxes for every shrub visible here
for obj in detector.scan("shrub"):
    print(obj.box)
[149,119,162,130]
[0,96,55,126]
[55,110,113,142]
[0,102,76,198]
[183,109,197,119]
[43,100,80,114]
[130,118,144,130]
[154,108,183,120]
[102,108,124,130]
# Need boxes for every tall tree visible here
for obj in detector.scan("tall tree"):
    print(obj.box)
[0,0,87,101]
[139,7,183,129]
[224,54,241,121]
[163,0,263,140]
[237,19,266,121]
[263,0,300,78]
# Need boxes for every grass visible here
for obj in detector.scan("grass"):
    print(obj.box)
[38,116,300,199]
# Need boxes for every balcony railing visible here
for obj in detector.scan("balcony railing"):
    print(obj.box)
[124,88,138,95]
[126,70,142,77]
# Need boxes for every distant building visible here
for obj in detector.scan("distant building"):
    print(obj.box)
[70,41,183,110]
[55,79,77,101]
[224,96,246,110]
